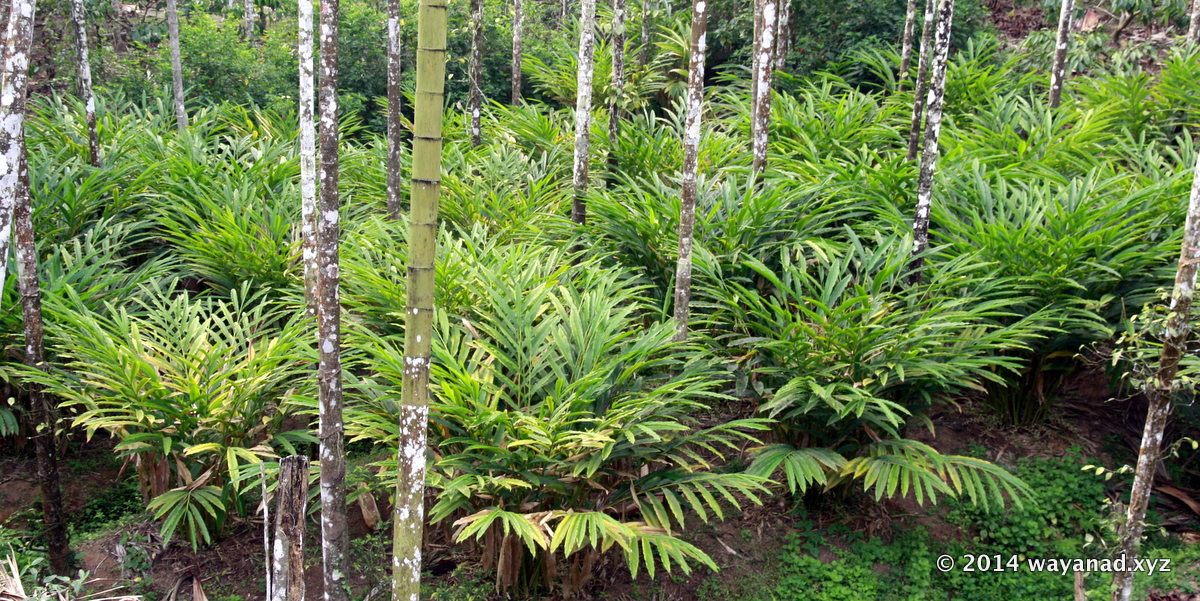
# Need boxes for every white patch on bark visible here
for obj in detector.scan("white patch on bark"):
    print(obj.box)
[908,0,955,281]
[571,0,598,224]
[1048,0,1074,109]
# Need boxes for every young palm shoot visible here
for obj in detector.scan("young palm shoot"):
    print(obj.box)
[908,0,955,285]
[468,0,483,146]
[1048,0,1074,109]
[1110,153,1200,601]
[391,0,446,595]
[70,0,100,166]
[316,0,348,596]
[671,0,706,341]
[167,0,187,130]
[300,0,318,314]
[898,0,918,89]
[386,0,403,218]
[511,0,523,102]
[905,0,936,161]
[571,0,597,224]
[750,0,776,176]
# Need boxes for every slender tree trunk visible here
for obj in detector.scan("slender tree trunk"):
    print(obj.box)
[1189,0,1200,44]
[166,0,187,130]
[773,0,789,71]
[1110,151,1200,601]
[15,147,69,576]
[898,0,918,89]
[468,0,483,146]
[511,0,523,103]
[671,0,706,342]
[272,456,309,601]
[570,0,597,225]
[316,0,347,596]
[750,0,775,176]
[386,0,403,219]
[751,0,761,125]
[390,0,445,595]
[300,0,318,316]
[638,0,650,66]
[110,0,127,53]
[244,0,255,39]
[0,0,37,310]
[70,0,100,167]
[1048,0,1074,109]
[261,462,271,601]
[907,0,954,286]
[905,0,936,161]
[607,0,626,180]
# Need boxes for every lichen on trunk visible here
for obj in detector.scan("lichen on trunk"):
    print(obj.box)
[1048,0,1075,109]
[907,0,955,285]
[905,0,936,161]
[166,0,187,130]
[70,0,100,166]
[1110,149,1200,601]
[750,0,775,176]
[671,0,706,342]
[386,0,403,219]
[571,0,597,225]
[316,0,347,596]
[898,0,918,90]
[391,0,446,595]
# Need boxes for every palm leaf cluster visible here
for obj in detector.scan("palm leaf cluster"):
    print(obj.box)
[6,32,1200,593]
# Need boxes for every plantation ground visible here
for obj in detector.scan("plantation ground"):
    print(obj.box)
[2,367,1197,600]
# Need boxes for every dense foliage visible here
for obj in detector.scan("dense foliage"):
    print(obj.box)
[3,0,1200,595]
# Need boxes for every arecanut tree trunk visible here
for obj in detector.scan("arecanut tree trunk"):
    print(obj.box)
[1189,0,1200,45]
[271,456,310,601]
[1048,0,1074,109]
[908,0,955,286]
[608,0,626,156]
[300,0,318,316]
[70,0,100,166]
[390,0,445,597]
[773,0,790,71]
[468,0,483,146]
[570,0,597,224]
[670,0,706,342]
[316,0,348,596]
[4,0,69,571]
[898,0,918,89]
[166,0,187,130]
[511,0,523,103]
[386,0,403,219]
[639,0,650,65]
[0,0,36,319]
[905,0,936,161]
[15,152,70,576]
[244,0,255,39]
[750,0,776,176]
[1110,152,1200,601]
